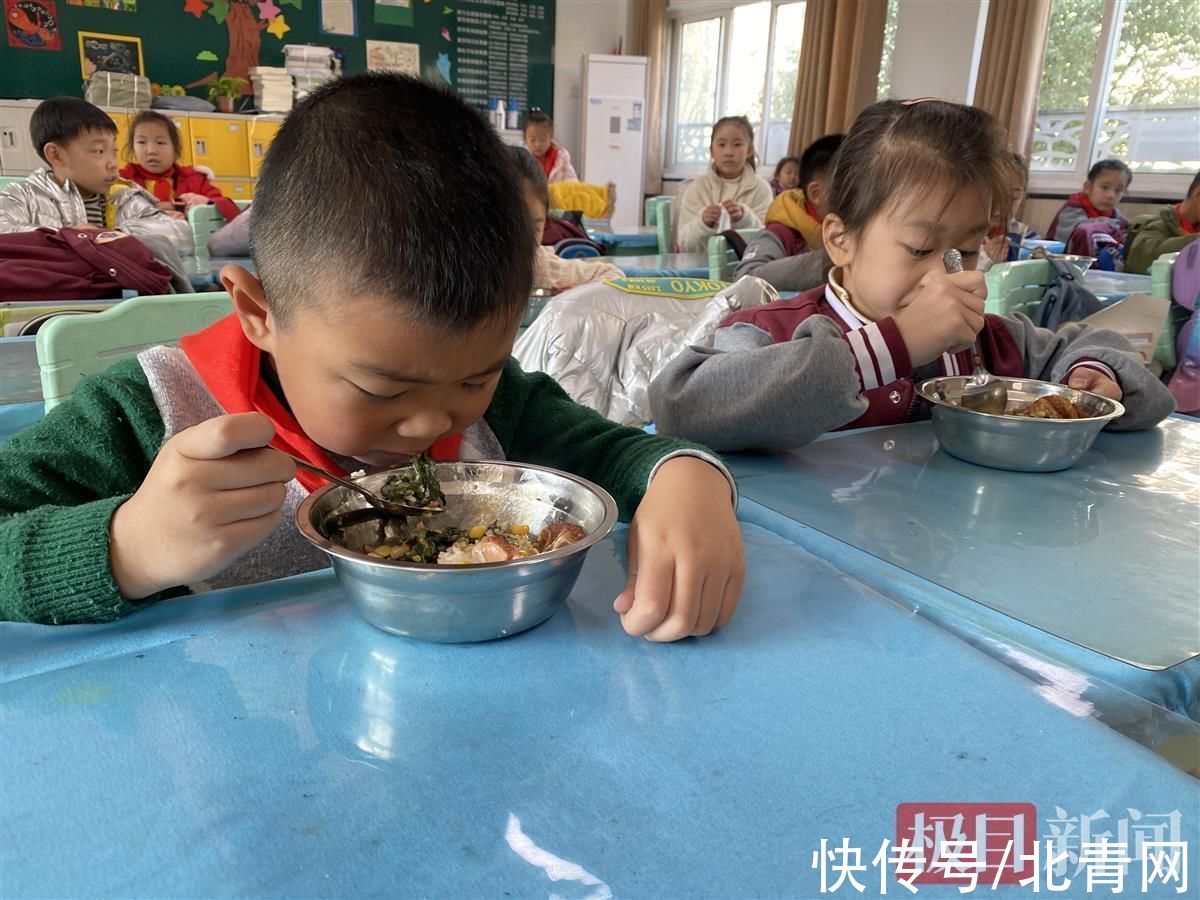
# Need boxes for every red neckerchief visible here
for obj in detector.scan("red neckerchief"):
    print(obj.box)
[120,162,177,203]
[538,143,559,178]
[805,200,819,222]
[1069,191,1107,219]
[179,314,462,493]
[1177,203,1198,235]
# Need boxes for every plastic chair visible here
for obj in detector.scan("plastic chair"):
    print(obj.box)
[36,292,233,410]
[644,195,671,229]
[706,229,758,281]
[188,200,251,277]
[986,257,1180,369]
[983,258,1054,319]
[655,197,674,254]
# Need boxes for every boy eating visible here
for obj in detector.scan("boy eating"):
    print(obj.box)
[0,74,744,641]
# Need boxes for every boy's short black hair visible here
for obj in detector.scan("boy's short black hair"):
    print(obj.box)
[31,97,116,163]
[252,72,535,330]
[1088,158,1132,184]
[1188,172,1200,197]
[799,134,845,189]
[509,146,549,210]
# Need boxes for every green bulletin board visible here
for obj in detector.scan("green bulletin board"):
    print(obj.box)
[0,0,554,116]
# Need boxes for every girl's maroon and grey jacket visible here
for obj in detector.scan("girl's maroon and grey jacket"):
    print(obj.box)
[649,281,1175,452]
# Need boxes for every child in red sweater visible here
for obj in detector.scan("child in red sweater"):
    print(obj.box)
[119,110,241,223]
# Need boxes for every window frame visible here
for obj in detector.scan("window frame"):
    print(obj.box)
[1030,0,1194,199]
[664,0,804,179]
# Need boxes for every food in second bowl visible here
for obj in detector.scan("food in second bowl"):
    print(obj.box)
[363,520,586,565]
[1011,395,1088,419]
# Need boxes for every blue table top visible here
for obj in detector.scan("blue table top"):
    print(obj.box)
[724,420,1200,676]
[2,523,1195,897]
[616,252,710,278]
[0,336,41,405]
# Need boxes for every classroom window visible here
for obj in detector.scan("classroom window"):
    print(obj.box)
[666,1,807,174]
[1029,0,1199,196]
[876,0,900,101]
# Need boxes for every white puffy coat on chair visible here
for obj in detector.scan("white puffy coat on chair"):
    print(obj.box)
[513,275,778,426]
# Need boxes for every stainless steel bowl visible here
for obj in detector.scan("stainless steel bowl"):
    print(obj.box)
[296,461,618,642]
[917,376,1125,472]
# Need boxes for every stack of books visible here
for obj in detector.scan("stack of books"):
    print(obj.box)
[249,67,294,113]
[283,45,336,102]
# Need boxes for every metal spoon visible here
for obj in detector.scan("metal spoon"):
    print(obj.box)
[943,249,1008,415]
[283,454,443,517]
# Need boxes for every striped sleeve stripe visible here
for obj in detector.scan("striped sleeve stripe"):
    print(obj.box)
[1066,360,1118,384]
[845,329,881,390]
[865,324,897,385]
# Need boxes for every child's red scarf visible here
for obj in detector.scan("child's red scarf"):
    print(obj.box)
[1068,191,1107,219]
[1176,203,1198,235]
[179,314,461,493]
[120,163,177,203]
[538,143,559,178]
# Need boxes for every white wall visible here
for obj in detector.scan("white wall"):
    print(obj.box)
[553,0,632,157]
[888,0,989,103]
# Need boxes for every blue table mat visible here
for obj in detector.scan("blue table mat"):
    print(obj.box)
[2,523,1195,898]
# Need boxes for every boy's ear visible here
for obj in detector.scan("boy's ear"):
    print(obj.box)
[42,141,64,168]
[222,264,275,352]
[806,180,825,212]
[822,213,853,266]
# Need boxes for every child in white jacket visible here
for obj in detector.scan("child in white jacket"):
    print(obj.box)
[675,116,773,253]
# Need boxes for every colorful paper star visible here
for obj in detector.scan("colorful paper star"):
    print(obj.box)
[443,5,453,13]
[436,52,452,83]
[209,0,230,25]
[441,26,451,40]
[266,13,291,39]
[183,0,209,20]
[257,0,281,20]
[280,0,302,8]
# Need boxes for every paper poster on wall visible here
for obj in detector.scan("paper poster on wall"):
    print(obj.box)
[78,31,143,78]
[320,0,355,35]
[67,0,136,10]
[6,0,62,50]
[375,0,413,27]
[365,39,419,75]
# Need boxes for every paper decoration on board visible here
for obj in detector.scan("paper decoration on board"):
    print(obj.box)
[374,0,412,28]
[196,49,218,60]
[67,0,136,10]
[184,0,295,96]
[265,12,289,37]
[440,26,449,40]
[78,30,143,78]
[435,51,450,84]
[365,39,418,75]
[443,6,452,13]
[280,0,300,7]
[320,0,356,36]
[6,0,61,51]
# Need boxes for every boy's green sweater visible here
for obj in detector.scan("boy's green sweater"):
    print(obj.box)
[0,357,710,625]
